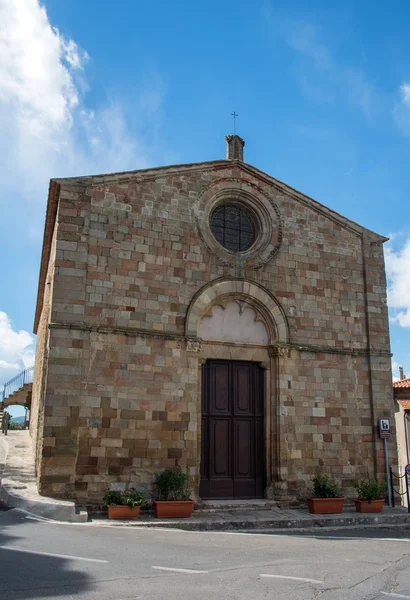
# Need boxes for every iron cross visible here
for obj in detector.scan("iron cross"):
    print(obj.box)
[231,111,238,134]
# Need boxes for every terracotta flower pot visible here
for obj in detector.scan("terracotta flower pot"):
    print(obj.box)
[354,499,384,513]
[307,497,345,514]
[153,500,194,518]
[107,505,141,520]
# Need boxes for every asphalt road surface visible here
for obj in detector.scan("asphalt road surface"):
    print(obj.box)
[2,506,410,599]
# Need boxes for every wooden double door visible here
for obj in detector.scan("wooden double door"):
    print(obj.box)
[200,360,265,499]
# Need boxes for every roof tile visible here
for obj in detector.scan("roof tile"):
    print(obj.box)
[394,378,410,389]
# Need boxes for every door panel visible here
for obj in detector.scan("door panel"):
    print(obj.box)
[235,419,252,475]
[210,363,230,414]
[213,419,230,475]
[200,360,265,500]
[234,363,252,414]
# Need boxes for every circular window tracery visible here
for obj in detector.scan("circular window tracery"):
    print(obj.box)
[210,204,256,252]
[195,180,282,269]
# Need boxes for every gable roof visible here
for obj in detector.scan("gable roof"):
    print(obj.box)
[51,158,388,240]
[33,158,389,333]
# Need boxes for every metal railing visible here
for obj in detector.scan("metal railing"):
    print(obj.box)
[2,366,34,401]
[389,466,410,512]
[0,366,34,433]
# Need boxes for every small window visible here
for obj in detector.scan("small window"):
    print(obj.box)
[210,205,256,252]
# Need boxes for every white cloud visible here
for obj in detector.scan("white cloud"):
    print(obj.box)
[0,311,35,387]
[0,0,168,379]
[394,83,410,134]
[392,360,400,382]
[281,22,331,69]
[0,0,84,188]
[271,15,382,119]
[400,83,410,106]
[385,237,410,328]
[0,0,166,204]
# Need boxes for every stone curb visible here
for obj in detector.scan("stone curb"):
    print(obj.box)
[0,436,87,523]
[89,510,410,531]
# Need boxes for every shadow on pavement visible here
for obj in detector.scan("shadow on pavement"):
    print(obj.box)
[0,505,93,599]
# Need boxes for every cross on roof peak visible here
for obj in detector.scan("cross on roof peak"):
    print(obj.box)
[231,111,238,134]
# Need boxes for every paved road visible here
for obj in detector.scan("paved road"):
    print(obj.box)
[2,506,410,599]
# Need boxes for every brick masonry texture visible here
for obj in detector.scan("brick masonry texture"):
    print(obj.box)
[31,158,396,506]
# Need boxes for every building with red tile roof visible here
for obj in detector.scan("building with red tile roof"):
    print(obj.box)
[394,372,410,493]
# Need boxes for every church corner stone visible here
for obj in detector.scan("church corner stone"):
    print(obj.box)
[30,154,396,508]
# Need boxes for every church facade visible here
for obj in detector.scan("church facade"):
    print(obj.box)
[31,136,395,506]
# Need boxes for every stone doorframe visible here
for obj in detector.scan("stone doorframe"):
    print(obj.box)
[185,278,290,501]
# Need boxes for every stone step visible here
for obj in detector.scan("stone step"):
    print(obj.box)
[3,383,32,404]
[195,499,277,513]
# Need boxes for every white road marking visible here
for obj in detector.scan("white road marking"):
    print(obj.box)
[0,545,108,564]
[152,566,209,574]
[260,574,324,584]
[302,536,410,542]
[381,593,410,599]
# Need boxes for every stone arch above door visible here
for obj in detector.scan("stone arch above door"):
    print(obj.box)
[185,278,289,345]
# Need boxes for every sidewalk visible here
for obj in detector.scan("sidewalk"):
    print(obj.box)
[0,430,87,522]
[94,504,410,532]
[1,430,410,531]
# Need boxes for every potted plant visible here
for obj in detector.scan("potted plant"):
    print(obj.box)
[354,479,386,513]
[153,466,194,518]
[103,489,146,520]
[307,474,345,514]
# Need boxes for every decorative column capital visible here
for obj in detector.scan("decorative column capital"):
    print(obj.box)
[186,338,201,353]
[268,345,290,358]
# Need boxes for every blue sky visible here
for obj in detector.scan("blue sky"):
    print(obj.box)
[1,0,410,417]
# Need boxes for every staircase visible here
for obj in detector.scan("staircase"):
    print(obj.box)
[195,499,278,513]
[5,383,33,407]
[0,366,34,428]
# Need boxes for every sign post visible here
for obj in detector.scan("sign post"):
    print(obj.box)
[379,419,391,506]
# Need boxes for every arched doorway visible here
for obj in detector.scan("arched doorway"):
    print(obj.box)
[3,403,29,429]
[185,278,290,501]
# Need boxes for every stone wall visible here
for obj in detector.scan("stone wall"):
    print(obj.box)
[31,214,59,477]
[32,160,395,504]
[276,350,394,501]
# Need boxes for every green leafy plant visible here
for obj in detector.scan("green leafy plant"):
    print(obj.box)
[354,479,386,503]
[103,489,146,508]
[312,474,342,498]
[8,421,25,430]
[154,466,191,501]
[103,491,123,506]
[123,491,146,509]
